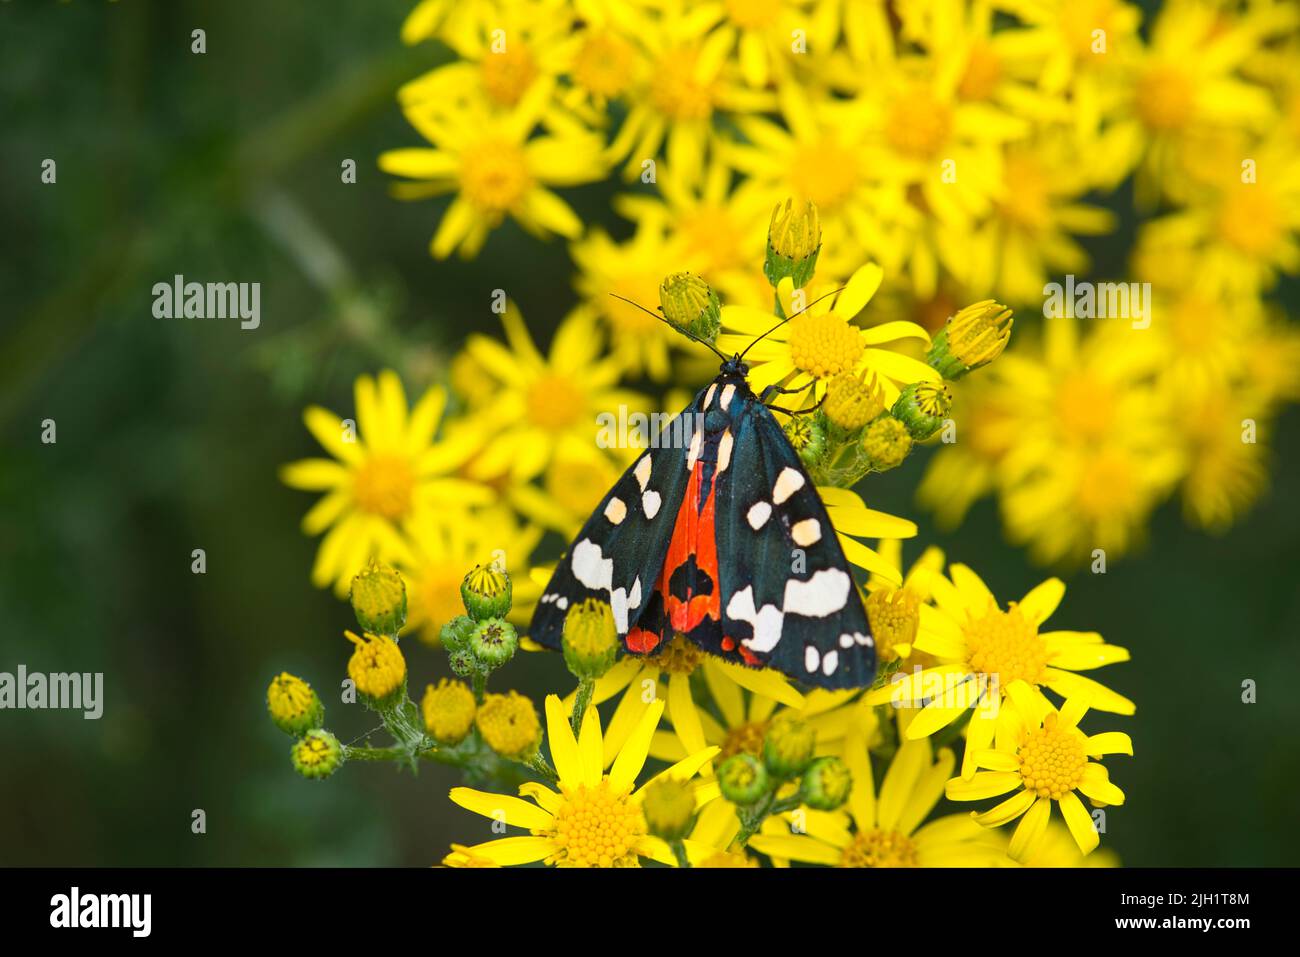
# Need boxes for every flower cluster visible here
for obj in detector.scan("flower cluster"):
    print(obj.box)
[379,0,1300,568]
[272,176,1138,864]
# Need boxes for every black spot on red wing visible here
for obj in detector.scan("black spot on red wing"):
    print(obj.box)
[667,555,715,602]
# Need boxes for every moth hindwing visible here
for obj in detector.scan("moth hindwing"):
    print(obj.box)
[530,364,876,689]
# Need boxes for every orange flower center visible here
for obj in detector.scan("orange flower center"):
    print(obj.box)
[839,828,920,868]
[1018,713,1087,799]
[886,85,952,159]
[788,313,865,378]
[526,374,586,431]
[964,604,1047,688]
[459,138,532,217]
[352,454,415,520]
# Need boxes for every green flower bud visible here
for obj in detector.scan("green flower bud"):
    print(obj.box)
[448,647,476,678]
[718,753,770,805]
[349,559,407,637]
[765,199,821,289]
[641,777,697,842]
[891,381,952,440]
[927,300,1013,379]
[468,617,518,669]
[440,614,477,652]
[266,672,323,736]
[861,415,913,471]
[461,563,512,621]
[659,272,722,344]
[562,598,620,679]
[763,715,815,778]
[801,756,852,810]
[784,415,827,468]
[291,729,343,780]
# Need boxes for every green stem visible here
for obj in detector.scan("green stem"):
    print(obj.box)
[671,841,692,869]
[520,751,559,785]
[471,671,488,704]
[729,791,776,849]
[571,679,595,738]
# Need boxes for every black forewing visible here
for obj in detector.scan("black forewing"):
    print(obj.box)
[711,394,876,689]
[528,389,703,649]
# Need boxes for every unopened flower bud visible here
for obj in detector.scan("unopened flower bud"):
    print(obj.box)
[476,691,542,759]
[659,272,722,344]
[562,598,619,679]
[763,715,816,778]
[784,415,827,468]
[891,381,952,440]
[865,586,921,663]
[422,678,477,745]
[641,777,697,842]
[350,559,407,636]
[927,300,1012,379]
[801,756,852,810]
[345,630,407,702]
[266,672,323,736]
[823,371,886,435]
[461,563,512,621]
[718,753,769,804]
[468,617,518,669]
[765,199,821,288]
[440,614,477,652]
[291,729,343,780]
[861,416,913,471]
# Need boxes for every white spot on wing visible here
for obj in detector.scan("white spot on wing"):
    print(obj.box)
[839,633,855,649]
[611,587,629,633]
[772,467,805,505]
[716,430,734,473]
[784,568,851,618]
[556,597,568,611]
[629,577,642,610]
[571,539,613,592]
[791,518,821,546]
[634,455,652,491]
[747,501,772,530]
[822,650,839,675]
[686,428,703,470]
[720,384,736,409]
[703,383,717,409]
[604,497,627,525]
[805,646,820,673]
[728,586,784,653]
[642,489,662,518]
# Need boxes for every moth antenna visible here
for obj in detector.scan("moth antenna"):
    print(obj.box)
[739,285,848,361]
[608,293,729,361]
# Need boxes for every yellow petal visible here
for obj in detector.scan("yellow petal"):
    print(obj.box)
[608,697,665,793]
[544,694,583,785]
[970,788,1035,827]
[448,787,554,831]
[1019,578,1065,625]
[446,835,553,866]
[1007,796,1051,862]
[945,771,1021,802]
[1058,791,1101,855]
[577,698,604,787]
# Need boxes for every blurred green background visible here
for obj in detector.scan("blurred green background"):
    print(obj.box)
[2,0,1297,866]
